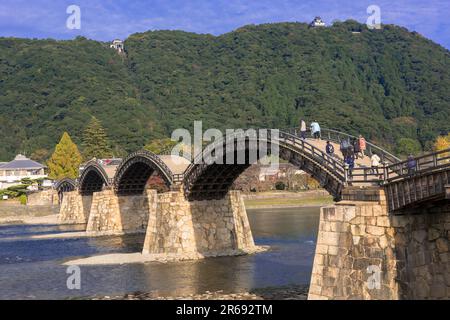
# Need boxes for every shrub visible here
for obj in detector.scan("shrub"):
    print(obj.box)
[275,181,286,190]
[19,194,27,205]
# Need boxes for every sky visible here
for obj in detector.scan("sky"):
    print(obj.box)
[0,0,449,49]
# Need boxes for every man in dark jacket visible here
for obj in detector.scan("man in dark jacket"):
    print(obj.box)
[407,155,417,175]
[326,141,335,157]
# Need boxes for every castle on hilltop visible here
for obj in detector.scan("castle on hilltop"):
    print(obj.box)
[310,17,326,28]
[110,39,124,53]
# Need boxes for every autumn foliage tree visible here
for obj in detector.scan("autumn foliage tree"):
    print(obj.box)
[47,132,82,179]
[434,133,450,151]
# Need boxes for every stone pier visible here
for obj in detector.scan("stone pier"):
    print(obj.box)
[58,191,92,224]
[309,187,450,300]
[59,188,258,258]
[86,189,156,235]
[143,190,256,256]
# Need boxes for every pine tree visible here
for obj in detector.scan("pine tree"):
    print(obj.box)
[82,116,113,160]
[47,132,82,179]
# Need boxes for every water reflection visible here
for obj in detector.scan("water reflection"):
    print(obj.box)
[0,223,86,239]
[0,206,320,299]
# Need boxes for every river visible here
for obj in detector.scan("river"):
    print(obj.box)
[0,206,320,299]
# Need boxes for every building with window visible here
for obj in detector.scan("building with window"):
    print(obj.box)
[0,154,47,189]
[110,39,124,53]
[310,17,326,28]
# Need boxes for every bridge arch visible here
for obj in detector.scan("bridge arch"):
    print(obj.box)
[183,130,346,201]
[78,161,110,195]
[54,178,77,203]
[113,150,175,195]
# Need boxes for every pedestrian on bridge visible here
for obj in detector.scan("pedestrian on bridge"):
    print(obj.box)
[340,139,350,158]
[407,155,417,175]
[345,154,355,179]
[353,138,361,159]
[326,141,335,158]
[371,152,381,175]
[358,135,367,158]
[310,120,321,140]
[299,119,307,140]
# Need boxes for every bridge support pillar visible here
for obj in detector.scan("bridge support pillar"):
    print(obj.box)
[142,190,256,257]
[309,187,450,300]
[58,191,92,224]
[86,189,156,235]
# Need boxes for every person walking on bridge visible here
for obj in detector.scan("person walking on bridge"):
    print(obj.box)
[345,154,355,179]
[407,155,417,176]
[299,119,307,140]
[340,139,350,159]
[310,120,321,140]
[326,141,335,158]
[352,138,361,159]
[358,135,367,158]
[371,152,381,175]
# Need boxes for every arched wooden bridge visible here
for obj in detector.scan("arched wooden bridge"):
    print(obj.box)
[56,128,450,213]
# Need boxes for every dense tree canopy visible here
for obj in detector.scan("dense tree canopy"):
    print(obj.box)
[47,132,82,179]
[82,117,113,160]
[0,21,449,161]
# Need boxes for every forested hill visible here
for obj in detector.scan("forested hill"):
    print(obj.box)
[0,20,449,161]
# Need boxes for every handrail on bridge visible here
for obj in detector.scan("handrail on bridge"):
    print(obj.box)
[385,148,450,183]
[182,129,347,187]
[346,148,450,185]
[284,127,401,164]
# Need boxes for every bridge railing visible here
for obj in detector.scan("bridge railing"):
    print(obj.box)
[344,166,385,184]
[385,148,450,183]
[284,127,401,164]
[279,131,346,179]
[343,148,450,185]
[183,129,348,185]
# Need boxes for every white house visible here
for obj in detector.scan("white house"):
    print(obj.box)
[0,154,47,190]
[110,39,124,53]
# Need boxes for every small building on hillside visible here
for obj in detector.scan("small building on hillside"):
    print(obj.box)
[0,154,47,190]
[310,17,326,28]
[110,39,124,53]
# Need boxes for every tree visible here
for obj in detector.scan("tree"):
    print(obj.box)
[144,138,178,154]
[30,148,50,163]
[82,116,113,160]
[396,138,422,156]
[434,133,450,151]
[47,132,82,179]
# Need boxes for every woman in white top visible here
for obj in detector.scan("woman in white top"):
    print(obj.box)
[300,120,307,140]
[371,153,381,175]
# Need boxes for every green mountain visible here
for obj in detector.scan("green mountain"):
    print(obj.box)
[0,20,449,161]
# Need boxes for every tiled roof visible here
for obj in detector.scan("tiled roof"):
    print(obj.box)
[0,155,45,170]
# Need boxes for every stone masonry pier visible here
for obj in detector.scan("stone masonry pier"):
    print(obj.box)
[58,191,92,224]
[59,187,257,258]
[143,190,256,255]
[309,187,450,300]
[86,189,156,235]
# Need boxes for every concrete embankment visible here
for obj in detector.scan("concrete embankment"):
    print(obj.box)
[242,190,333,209]
[0,202,59,225]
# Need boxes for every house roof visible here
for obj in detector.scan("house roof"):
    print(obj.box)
[0,154,45,170]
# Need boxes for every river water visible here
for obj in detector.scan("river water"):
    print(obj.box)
[0,207,320,299]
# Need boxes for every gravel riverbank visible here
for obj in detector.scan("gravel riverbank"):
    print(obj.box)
[91,285,309,300]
